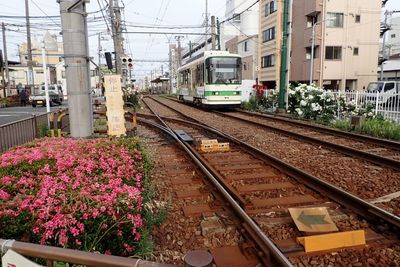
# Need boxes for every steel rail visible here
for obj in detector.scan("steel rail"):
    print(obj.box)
[236,109,400,151]
[153,96,400,171]
[214,111,400,171]
[137,117,293,267]
[137,112,400,231]
[161,95,400,150]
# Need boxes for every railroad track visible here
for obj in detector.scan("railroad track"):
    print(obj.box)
[147,96,400,216]
[134,97,400,266]
[161,96,400,171]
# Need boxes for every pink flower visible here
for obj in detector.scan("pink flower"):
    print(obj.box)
[92,209,99,218]
[100,206,106,213]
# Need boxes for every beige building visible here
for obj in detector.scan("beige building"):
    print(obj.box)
[259,0,381,90]
[19,32,64,66]
[258,0,282,89]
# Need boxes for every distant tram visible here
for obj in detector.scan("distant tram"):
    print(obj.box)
[177,50,242,108]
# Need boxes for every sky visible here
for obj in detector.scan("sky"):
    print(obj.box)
[1,0,400,83]
[0,0,227,83]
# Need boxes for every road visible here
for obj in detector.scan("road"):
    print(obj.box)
[0,102,68,126]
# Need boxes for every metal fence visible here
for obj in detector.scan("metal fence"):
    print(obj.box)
[331,91,400,123]
[0,109,71,153]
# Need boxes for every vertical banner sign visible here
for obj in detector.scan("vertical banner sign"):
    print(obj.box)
[2,250,43,267]
[104,75,126,136]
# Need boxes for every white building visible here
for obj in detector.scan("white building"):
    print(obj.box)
[386,16,400,56]
[221,0,259,50]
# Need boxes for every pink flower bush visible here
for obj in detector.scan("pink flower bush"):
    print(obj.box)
[0,137,146,255]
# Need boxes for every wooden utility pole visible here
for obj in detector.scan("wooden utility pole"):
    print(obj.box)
[2,23,10,97]
[109,0,124,74]
[25,0,34,92]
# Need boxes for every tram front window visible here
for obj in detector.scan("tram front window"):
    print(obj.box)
[206,57,241,85]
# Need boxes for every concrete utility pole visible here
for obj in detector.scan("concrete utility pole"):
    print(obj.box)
[2,23,10,97]
[211,16,216,50]
[168,44,173,94]
[109,0,124,74]
[25,0,34,92]
[58,0,93,138]
[205,0,208,51]
[175,36,184,67]
[98,32,102,89]
[0,49,4,98]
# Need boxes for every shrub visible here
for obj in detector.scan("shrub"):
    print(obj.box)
[0,137,158,256]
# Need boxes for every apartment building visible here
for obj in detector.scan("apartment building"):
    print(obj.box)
[258,0,282,89]
[259,0,381,90]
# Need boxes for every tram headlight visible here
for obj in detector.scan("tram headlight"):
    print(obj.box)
[213,91,219,95]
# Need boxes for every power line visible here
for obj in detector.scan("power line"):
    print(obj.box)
[220,0,260,24]
[97,0,111,33]
[125,31,208,35]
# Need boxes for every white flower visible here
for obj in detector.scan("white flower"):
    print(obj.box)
[311,103,322,111]
[300,100,307,106]
[295,108,303,116]
[308,95,314,100]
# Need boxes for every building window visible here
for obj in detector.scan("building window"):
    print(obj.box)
[269,0,277,14]
[233,13,240,22]
[326,12,344,28]
[325,46,342,60]
[306,15,318,28]
[261,54,275,68]
[355,15,361,23]
[264,0,277,17]
[243,41,248,52]
[262,27,275,42]
[265,3,269,17]
[243,62,247,70]
[353,47,359,56]
[306,47,317,60]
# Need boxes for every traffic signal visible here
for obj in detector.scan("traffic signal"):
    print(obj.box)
[121,56,133,69]
[105,52,113,70]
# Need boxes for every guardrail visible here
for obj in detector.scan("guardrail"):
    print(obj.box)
[0,109,68,153]
[0,239,175,267]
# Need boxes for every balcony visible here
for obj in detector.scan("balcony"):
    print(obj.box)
[303,24,322,48]
[304,0,323,16]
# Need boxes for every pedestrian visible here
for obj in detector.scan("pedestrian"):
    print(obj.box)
[18,83,26,95]
[19,89,28,107]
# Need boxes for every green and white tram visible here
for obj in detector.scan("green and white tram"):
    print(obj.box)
[177,50,242,108]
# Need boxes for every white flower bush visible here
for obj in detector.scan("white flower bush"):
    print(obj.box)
[288,83,336,122]
[288,83,374,123]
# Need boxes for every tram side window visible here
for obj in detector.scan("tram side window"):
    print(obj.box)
[196,64,204,86]
[182,70,190,85]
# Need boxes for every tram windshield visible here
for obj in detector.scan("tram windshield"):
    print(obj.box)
[206,57,241,85]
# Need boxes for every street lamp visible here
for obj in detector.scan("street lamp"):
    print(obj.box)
[310,18,334,85]
[41,41,51,119]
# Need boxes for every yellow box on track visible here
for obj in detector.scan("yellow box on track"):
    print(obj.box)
[200,140,230,152]
[297,230,366,253]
